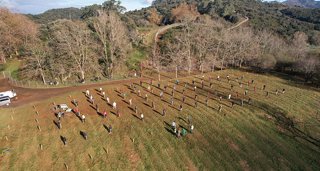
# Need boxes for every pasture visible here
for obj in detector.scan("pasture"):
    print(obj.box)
[0,69,320,170]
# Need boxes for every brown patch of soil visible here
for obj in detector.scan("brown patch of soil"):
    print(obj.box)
[225,138,240,151]
[0,78,147,108]
[239,160,250,171]
[123,136,141,170]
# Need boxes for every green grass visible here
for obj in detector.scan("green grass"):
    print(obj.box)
[0,69,319,170]
[1,59,21,79]
[127,48,148,70]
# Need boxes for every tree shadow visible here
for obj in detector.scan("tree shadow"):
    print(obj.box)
[254,101,320,148]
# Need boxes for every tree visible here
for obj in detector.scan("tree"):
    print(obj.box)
[297,56,320,82]
[102,0,126,13]
[23,42,49,84]
[0,8,38,63]
[92,10,131,78]
[49,19,98,82]
[292,31,308,59]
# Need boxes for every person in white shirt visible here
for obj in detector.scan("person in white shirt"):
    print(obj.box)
[113,102,117,109]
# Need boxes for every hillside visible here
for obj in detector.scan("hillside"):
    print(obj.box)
[284,0,320,8]
[27,8,83,24]
[0,69,319,170]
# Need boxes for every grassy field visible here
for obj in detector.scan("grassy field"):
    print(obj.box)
[0,59,21,79]
[0,69,320,170]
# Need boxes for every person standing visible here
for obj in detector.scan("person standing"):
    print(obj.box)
[218,105,222,113]
[81,114,86,123]
[190,124,194,133]
[113,102,117,110]
[140,113,144,121]
[172,121,177,133]
[103,110,107,118]
[162,109,166,116]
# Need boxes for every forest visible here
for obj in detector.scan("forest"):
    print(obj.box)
[0,0,319,85]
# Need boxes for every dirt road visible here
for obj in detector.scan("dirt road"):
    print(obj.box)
[0,77,148,107]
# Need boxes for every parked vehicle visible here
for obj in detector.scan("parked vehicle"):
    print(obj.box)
[0,96,11,106]
[0,90,17,99]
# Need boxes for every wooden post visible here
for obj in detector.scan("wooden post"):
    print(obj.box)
[88,153,93,160]
[64,163,69,170]
[103,147,109,154]
[39,144,43,150]
[37,125,41,131]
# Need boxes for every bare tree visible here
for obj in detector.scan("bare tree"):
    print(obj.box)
[25,42,48,84]
[50,20,97,82]
[93,10,131,78]
[298,56,320,83]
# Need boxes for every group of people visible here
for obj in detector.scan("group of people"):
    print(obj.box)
[54,71,287,143]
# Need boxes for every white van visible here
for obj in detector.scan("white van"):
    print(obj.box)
[0,96,11,106]
[0,90,17,99]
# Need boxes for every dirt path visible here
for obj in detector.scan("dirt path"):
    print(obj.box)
[0,77,148,107]
[227,16,249,31]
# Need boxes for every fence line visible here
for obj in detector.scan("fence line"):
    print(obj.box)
[1,71,140,89]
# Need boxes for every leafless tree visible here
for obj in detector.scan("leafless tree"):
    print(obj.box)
[50,19,98,82]
[93,10,131,78]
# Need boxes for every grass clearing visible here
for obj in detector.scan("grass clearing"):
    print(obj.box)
[0,69,320,170]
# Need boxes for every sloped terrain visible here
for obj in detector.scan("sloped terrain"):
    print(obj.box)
[0,69,319,170]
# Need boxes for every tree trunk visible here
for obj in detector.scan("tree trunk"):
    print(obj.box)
[201,63,204,74]
[1,56,6,64]
[175,65,178,79]
[40,69,46,85]
[80,70,85,81]
[158,66,161,81]
[212,63,215,72]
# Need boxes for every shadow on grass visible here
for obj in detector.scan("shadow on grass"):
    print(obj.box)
[240,68,320,92]
[254,101,320,148]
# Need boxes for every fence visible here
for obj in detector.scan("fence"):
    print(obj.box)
[1,71,140,89]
